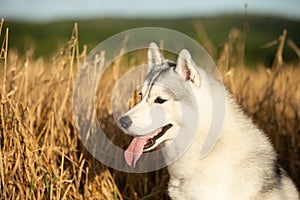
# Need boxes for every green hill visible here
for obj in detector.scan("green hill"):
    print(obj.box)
[4,15,300,66]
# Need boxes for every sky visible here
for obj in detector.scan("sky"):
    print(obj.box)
[0,0,300,22]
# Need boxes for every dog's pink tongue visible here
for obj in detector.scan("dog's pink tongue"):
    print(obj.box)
[124,137,147,168]
[124,128,162,168]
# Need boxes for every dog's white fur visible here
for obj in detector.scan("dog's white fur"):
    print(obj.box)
[120,43,299,199]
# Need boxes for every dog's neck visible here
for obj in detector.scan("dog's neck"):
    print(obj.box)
[166,79,249,180]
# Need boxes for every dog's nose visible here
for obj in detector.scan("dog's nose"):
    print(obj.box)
[119,115,132,130]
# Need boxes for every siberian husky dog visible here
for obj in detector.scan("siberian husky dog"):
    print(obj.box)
[119,42,299,200]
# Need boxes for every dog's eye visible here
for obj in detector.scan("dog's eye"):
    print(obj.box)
[154,97,167,104]
[138,92,143,99]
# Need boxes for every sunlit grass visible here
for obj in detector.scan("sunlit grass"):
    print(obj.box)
[0,20,299,199]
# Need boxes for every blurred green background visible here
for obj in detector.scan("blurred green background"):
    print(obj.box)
[4,15,300,67]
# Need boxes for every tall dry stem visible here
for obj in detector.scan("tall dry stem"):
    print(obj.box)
[272,29,287,70]
[0,19,9,95]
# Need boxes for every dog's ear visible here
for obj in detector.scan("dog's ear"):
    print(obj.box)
[147,42,164,72]
[175,49,201,87]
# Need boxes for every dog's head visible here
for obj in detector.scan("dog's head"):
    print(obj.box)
[119,42,202,167]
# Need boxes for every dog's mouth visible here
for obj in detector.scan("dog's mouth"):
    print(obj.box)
[143,124,172,150]
[124,124,173,168]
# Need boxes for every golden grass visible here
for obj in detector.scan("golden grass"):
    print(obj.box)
[0,21,299,199]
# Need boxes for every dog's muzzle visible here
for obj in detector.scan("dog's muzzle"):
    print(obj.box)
[119,115,132,130]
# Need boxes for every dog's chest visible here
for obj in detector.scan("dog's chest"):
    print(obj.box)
[167,157,236,200]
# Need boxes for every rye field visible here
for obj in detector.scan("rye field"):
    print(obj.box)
[0,17,300,199]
